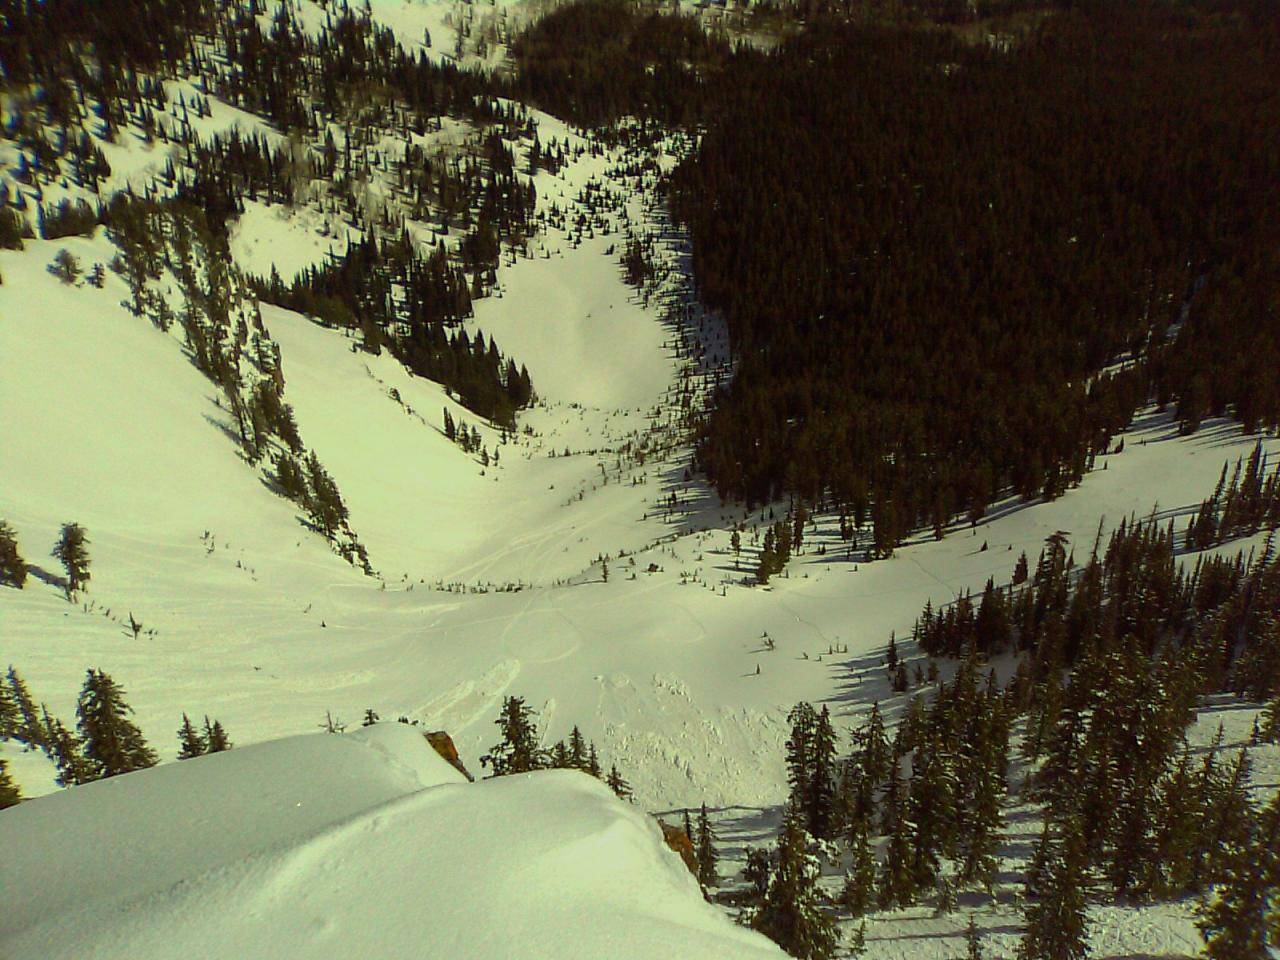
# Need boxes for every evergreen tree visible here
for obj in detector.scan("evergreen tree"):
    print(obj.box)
[52,522,90,596]
[696,802,718,890]
[1260,696,1279,744]
[808,705,838,839]
[786,702,815,808]
[0,676,16,740]
[6,666,44,748]
[841,824,877,917]
[305,453,348,538]
[753,809,838,960]
[75,668,157,780]
[46,713,93,786]
[1196,788,1279,960]
[479,696,544,776]
[1018,819,1090,960]
[586,742,602,779]
[606,764,632,800]
[0,756,20,808]
[787,702,838,835]
[860,702,890,785]
[0,520,27,588]
[1204,748,1254,882]
[549,739,571,768]
[848,920,867,957]
[177,712,206,759]
[203,716,232,752]
[878,793,916,909]
[965,914,984,960]
[745,846,772,899]
[568,724,587,769]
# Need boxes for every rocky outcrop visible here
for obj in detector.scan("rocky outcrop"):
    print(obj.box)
[658,820,698,877]
[426,731,474,781]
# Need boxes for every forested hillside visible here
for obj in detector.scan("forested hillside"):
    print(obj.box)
[671,3,1280,550]
[1,0,540,425]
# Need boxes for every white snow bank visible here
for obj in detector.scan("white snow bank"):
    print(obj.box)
[0,724,784,960]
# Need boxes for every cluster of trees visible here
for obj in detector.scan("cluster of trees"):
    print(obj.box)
[682,804,720,893]
[743,472,1280,958]
[442,407,514,468]
[509,0,732,130]
[749,650,1278,959]
[176,713,232,759]
[667,3,1280,549]
[0,519,91,598]
[2,0,542,434]
[0,665,232,799]
[1185,445,1280,551]
[479,696,632,800]
[910,515,1280,705]
[256,231,535,427]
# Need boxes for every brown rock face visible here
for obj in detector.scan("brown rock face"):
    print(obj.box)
[659,821,698,877]
[426,731,474,781]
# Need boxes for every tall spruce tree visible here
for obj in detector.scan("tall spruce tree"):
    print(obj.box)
[46,713,94,787]
[786,701,816,818]
[203,716,232,752]
[841,824,877,917]
[808,705,838,839]
[1018,819,1090,960]
[52,522,90,596]
[0,676,16,740]
[965,914,984,960]
[6,666,45,748]
[860,702,890,785]
[606,764,632,800]
[1262,696,1280,744]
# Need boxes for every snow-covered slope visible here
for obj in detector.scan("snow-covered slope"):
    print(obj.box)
[4,209,1278,816]
[0,723,783,960]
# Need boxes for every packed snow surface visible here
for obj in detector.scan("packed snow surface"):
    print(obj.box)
[0,723,783,960]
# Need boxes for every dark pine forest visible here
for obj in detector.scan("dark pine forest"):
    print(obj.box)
[668,3,1280,552]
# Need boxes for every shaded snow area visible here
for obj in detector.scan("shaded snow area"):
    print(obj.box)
[0,723,783,960]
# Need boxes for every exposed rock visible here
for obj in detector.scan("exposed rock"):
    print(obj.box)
[426,731,474,781]
[658,820,698,877]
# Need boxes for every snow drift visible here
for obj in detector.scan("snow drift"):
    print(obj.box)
[0,723,784,960]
